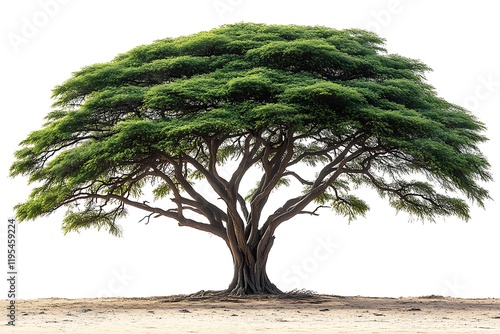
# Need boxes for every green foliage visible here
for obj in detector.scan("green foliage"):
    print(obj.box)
[10,23,491,235]
[62,204,126,237]
[331,195,370,222]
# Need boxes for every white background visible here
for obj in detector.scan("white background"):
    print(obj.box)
[1,0,499,299]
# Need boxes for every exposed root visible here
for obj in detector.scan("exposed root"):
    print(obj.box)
[161,289,331,303]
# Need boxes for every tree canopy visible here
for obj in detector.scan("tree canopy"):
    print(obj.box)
[11,23,491,294]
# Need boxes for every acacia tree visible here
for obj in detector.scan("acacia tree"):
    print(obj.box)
[11,23,491,295]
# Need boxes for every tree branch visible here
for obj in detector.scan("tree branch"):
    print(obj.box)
[77,192,228,240]
[282,171,313,185]
[264,134,369,232]
[298,205,329,216]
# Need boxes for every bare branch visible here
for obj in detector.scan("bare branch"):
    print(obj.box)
[298,205,329,216]
[283,171,313,185]
[138,212,155,225]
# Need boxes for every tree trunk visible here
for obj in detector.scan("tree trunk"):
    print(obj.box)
[226,235,282,295]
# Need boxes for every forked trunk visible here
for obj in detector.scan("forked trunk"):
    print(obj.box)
[226,234,282,295]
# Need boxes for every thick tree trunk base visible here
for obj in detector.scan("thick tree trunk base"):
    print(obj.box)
[226,261,282,295]
[227,273,282,295]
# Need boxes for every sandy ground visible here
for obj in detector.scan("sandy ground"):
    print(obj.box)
[3,293,500,333]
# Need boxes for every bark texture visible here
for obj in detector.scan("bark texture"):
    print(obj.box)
[226,231,282,295]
